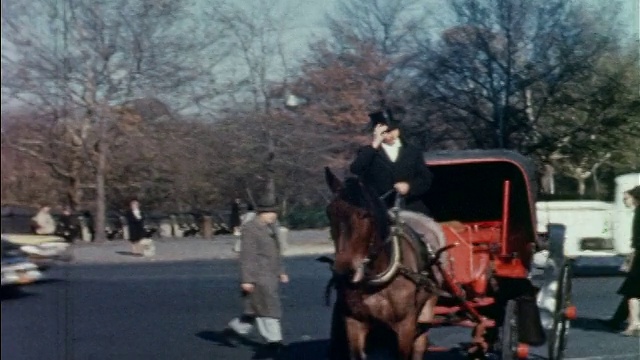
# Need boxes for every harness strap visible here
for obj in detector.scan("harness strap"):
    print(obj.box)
[397,265,449,297]
[324,275,336,306]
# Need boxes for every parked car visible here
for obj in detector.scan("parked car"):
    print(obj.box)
[1,237,42,288]
[1,234,72,270]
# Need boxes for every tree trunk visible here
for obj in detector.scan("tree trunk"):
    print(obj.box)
[541,164,556,194]
[577,178,586,198]
[94,140,107,242]
[265,130,276,200]
[67,175,82,211]
[593,168,601,199]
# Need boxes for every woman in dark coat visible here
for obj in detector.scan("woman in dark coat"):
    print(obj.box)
[124,199,145,255]
[57,206,79,242]
[617,185,640,336]
[230,198,242,236]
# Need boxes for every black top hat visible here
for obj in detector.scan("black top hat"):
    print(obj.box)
[255,193,280,213]
[368,109,400,130]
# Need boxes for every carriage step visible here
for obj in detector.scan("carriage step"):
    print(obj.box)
[431,317,496,328]
[434,297,495,315]
[471,297,495,307]
[457,318,496,328]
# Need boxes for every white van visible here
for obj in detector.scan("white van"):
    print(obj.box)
[536,173,639,259]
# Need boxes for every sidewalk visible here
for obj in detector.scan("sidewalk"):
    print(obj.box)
[69,229,334,264]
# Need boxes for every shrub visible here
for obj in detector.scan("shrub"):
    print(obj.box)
[284,207,329,230]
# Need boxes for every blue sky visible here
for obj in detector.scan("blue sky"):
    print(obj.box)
[263,0,638,62]
[2,0,637,113]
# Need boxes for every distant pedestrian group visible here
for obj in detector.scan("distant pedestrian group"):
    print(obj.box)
[31,204,80,242]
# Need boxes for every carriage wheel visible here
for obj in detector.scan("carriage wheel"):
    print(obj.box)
[500,299,520,359]
[548,263,572,360]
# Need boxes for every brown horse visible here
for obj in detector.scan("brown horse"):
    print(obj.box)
[323,168,442,360]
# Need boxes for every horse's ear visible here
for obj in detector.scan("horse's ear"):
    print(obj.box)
[325,167,343,194]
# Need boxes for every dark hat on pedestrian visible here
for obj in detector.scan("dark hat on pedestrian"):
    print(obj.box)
[628,185,640,201]
[255,193,280,213]
[369,109,400,131]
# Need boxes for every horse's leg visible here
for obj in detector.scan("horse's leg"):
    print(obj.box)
[413,295,438,360]
[394,317,418,360]
[413,332,428,360]
[329,300,350,360]
[345,317,369,360]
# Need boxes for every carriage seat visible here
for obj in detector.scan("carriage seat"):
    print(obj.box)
[439,220,502,296]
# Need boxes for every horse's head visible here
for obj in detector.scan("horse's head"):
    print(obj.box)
[324,167,389,283]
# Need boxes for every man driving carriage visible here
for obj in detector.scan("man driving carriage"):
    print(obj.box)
[350,108,446,257]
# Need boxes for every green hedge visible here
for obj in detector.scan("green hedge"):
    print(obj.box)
[284,207,329,230]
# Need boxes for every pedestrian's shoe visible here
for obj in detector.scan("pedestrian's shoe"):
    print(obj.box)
[622,298,640,337]
[220,328,243,347]
[621,325,640,337]
[252,341,285,359]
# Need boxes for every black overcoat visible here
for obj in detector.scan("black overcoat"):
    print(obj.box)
[230,201,241,228]
[350,142,434,215]
[124,210,146,243]
[239,218,285,318]
[618,206,640,298]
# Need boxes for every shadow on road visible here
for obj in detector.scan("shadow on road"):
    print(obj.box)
[32,278,67,286]
[572,267,626,277]
[283,339,468,360]
[1,286,37,301]
[115,251,143,257]
[196,330,262,349]
[570,316,623,333]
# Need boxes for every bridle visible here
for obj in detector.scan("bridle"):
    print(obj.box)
[328,186,404,286]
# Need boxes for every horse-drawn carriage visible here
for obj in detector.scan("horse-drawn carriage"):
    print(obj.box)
[322,150,576,360]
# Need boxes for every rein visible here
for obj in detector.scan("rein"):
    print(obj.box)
[360,190,403,269]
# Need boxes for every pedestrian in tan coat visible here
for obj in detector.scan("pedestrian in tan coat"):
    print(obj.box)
[223,193,288,358]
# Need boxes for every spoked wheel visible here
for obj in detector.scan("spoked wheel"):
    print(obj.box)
[548,263,574,360]
[501,300,520,359]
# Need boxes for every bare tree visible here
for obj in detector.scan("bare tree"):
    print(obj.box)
[1,123,65,207]
[1,0,229,240]
[325,0,430,56]
[289,40,392,170]
[204,1,302,205]
[406,0,628,149]
[537,51,640,196]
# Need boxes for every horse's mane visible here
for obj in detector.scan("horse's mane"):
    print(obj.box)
[341,177,390,242]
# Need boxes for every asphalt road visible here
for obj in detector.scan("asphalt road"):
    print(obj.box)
[2,257,639,360]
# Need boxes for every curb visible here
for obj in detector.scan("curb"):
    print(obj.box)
[67,242,334,265]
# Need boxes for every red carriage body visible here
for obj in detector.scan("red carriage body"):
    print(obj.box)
[421,150,575,359]
[425,150,537,291]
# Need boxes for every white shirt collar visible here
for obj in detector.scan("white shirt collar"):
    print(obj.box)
[381,140,402,162]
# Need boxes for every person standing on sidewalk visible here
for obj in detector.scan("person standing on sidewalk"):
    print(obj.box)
[124,198,146,255]
[57,205,79,242]
[230,198,243,236]
[31,205,56,235]
[223,192,289,358]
